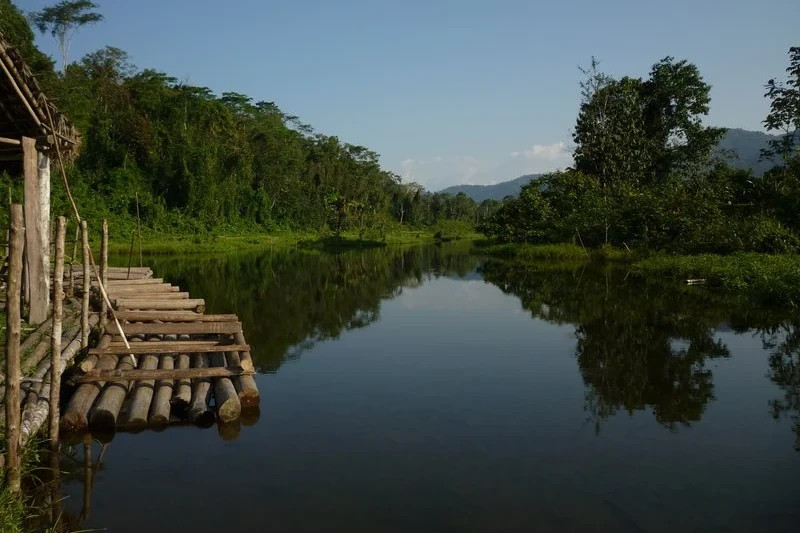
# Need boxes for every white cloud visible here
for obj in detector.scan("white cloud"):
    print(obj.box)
[521,141,568,160]
[394,141,573,191]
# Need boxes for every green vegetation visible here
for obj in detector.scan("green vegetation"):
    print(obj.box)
[0,0,488,243]
[481,50,800,256]
[633,253,800,307]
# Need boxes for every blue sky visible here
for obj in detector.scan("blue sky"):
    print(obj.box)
[22,0,800,190]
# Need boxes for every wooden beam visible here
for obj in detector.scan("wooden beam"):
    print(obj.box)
[88,343,250,356]
[5,204,24,494]
[77,366,254,383]
[108,321,241,336]
[22,136,48,324]
[116,298,205,311]
[0,136,21,145]
[114,311,238,322]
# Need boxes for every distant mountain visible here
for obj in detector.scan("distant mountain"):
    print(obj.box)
[439,128,789,202]
[439,174,542,202]
[715,128,790,177]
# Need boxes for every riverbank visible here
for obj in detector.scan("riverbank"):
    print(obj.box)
[107,228,483,255]
[477,242,800,307]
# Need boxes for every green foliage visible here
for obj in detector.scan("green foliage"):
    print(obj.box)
[30,0,103,71]
[484,51,800,256]
[633,253,800,307]
[762,47,800,164]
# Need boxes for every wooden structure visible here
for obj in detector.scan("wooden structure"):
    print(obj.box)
[60,265,260,434]
[0,33,80,324]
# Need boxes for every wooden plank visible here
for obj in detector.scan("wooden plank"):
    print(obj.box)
[113,292,190,302]
[108,321,241,336]
[5,204,24,493]
[77,366,254,383]
[116,298,205,311]
[107,289,181,298]
[105,278,163,285]
[114,311,237,322]
[23,137,48,324]
[89,343,250,356]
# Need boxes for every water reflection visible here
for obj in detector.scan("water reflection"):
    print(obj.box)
[479,259,798,436]
[147,243,479,371]
[761,322,800,450]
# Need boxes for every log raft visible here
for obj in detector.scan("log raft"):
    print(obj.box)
[57,269,260,436]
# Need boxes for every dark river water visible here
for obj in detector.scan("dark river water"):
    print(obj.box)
[53,243,800,532]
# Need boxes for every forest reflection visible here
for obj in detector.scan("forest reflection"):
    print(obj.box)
[480,259,800,444]
[147,246,800,448]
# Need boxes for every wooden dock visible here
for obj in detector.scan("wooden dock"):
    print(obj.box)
[60,266,260,434]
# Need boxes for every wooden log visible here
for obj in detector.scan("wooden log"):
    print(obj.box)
[210,352,241,423]
[233,331,260,406]
[79,334,110,372]
[88,338,137,430]
[171,347,192,417]
[20,313,80,377]
[112,292,191,304]
[105,278,163,285]
[99,219,107,328]
[225,350,260,407]
[22,138,48,325]
[89,342,249,356]
[116,298,205,311]
[188,354,213,426]
[114,311,237,323]
[49,216,65,447]
[108,321,241,336]
[149,355,174,427]
[77,366,254,383]
[19,313,98,447]
[5,204,24,493]
[60,336,112,433]
[81,220,90,349]
[123,354,158,430]
[106,285,180,294]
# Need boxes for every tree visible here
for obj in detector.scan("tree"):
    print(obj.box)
[573,57,723,185]
[762,47,800,166]
[30,0,103,72]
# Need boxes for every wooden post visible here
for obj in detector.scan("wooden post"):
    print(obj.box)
[81,220,90,349]
[49,216,66,448]
[22,137,49,324]
[5,204,24,494]
[100,219,108,328]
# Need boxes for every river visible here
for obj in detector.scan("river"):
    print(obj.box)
[54,243,800,532]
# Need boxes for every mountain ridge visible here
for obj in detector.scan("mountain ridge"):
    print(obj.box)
[438,128,787,202]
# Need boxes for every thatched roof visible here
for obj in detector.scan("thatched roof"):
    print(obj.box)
[0,32,80,164]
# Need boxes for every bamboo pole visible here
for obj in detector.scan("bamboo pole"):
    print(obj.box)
[5,203,24,494]
[49,216,65,448]
[81,220,90,349]
[100,219,108,328]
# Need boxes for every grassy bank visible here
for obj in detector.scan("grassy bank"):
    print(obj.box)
[633,252,800,307]
[477,241,800,307]
[107,228,482,255]
[474,242,631,262]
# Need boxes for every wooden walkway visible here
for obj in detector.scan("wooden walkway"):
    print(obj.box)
[60,266,260,434]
